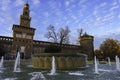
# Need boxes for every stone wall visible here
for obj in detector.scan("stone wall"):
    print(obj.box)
[32,53,86,70]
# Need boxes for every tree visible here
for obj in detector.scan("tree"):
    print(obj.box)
[58,26,70,44]
[94,49,103,60]
[45,25,70,44]
[45,25,57,43]
[100,38,120,60]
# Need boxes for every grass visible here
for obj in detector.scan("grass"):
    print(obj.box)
[87,60,116,64]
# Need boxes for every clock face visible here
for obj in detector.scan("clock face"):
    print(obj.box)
[23,20,29,27]
[24,21,27,25]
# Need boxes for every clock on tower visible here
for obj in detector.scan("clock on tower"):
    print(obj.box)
[20,3,31,27]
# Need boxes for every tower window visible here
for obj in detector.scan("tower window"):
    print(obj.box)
[24,12,28,15]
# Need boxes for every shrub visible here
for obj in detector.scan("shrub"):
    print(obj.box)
[44,44,61,53]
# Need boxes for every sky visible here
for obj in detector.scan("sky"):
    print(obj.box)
[0,0,120,49]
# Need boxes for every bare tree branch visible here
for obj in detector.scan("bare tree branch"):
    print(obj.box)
[45,25,70,44]
[45,25,58,42]
[59,26,70,44]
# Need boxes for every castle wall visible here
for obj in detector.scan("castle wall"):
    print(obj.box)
[0,36,13,53]
[33,40,80,54]
[0,36,80,59]
[32,53,86,70]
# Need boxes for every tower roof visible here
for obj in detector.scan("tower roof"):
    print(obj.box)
[24,3,29,8]
[81,32,93,38]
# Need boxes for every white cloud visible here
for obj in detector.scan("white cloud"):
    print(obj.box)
[0,0,11,11]
[102,12,114,22]
[112,1,117,6]
[71,15,77,20]
[14,0,24,7]
[99,2,107,8]
[44,12,49,17]
[93,3,107,17]
[118,14,120,18]
[30,11,36,16]
[93,9,98,16]
[47,1,57,10]
[78,0,88,4]
[110,5,119,11]
[32,0,40,5]
[94,2,107,11]
[119,0,120,3]
[65,1,70,7]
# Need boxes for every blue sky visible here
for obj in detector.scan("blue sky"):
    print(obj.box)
[0,0,120,49]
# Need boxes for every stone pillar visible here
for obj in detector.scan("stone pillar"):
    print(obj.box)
[44,57,51,69]
[35,57,40,68]
[66,57,73,69]
[78,57,86,67]
[73,57,79,68]
[39,57,44,68]
[32,57,39,68]
[58,57,66,69]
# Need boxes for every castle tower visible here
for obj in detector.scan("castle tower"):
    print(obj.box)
[12,3,35,59]
[20,3,31,27]
[78,32,94,60]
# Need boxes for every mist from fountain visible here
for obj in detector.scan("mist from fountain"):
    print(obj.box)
[107,57,111,66]
[69,71,84,76]
[0,56,4,69]
[85,56,89,67]
[30,72,46,80]
[49,56,56,75]
[13,52,21,72]
[115,56,120,71]
[94,56,99,74]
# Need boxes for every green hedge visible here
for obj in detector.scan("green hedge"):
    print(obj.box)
[44,45,61,53]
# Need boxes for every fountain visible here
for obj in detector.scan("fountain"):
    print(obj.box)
[1,55,120,80]
[30,72,46,80]
[69,71,84,76]
[107,57,111,66]
[0,56,4,69]
[94,56,99,74]
[49,56,56,75]
[13,52,21,72]
[115,55,120,71]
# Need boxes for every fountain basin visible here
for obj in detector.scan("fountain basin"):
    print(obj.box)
[32,53,86,70]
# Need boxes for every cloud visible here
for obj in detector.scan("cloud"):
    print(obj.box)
[119,0,120,3]
[78,0,88,4]
[43,12,49,17]
[94,36,105,49]
[69,30,79,45]
[92,2,116,27]
[112,1,117,6]
[14,0,24,7]
[110,5,119,11]
[101,12,114,22]
[47,1,57,10]
[99,2,107,8]
[65,1,70,7]
[32,0,40,5]
[0,0,11,11]
[118,14,120,18]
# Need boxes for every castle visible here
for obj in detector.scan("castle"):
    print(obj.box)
[0,3,94,60]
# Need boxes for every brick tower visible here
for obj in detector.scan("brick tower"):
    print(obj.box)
[12,3,35,59]
[78,32,94,60]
